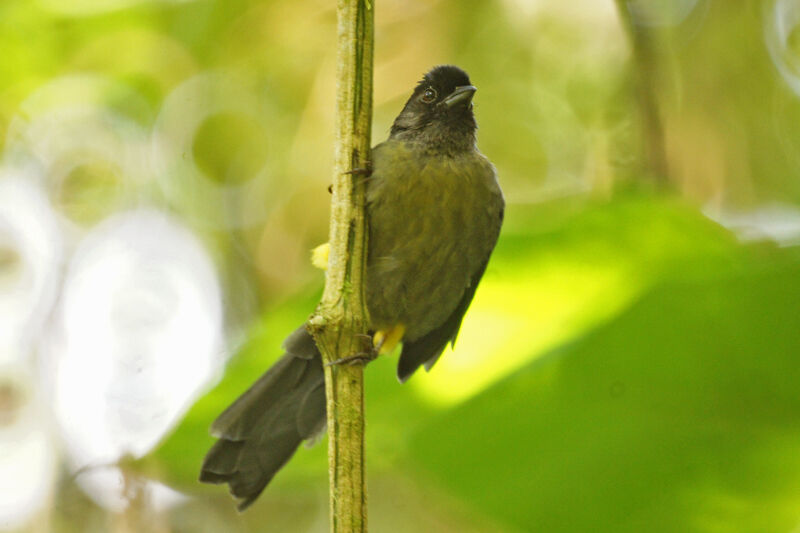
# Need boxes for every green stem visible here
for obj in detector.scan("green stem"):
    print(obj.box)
[308,0,374,531]
[615,0,670,183]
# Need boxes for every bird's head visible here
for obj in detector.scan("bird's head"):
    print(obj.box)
[390,65,478,152]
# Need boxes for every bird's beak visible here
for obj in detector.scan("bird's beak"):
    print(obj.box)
[444,85,477,108]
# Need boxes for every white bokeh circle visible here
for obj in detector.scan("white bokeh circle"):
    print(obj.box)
[4,74,152,229]
[151,70,286,229]
[0,366,57,529]
[0,175,62,363]
[43,209,224,509]
[766,0,800,97]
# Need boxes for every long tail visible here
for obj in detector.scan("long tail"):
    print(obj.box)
[199,326,326,510]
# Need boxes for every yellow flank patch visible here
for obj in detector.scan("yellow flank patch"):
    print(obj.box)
[374,324,406,355]
[311,242,330,270]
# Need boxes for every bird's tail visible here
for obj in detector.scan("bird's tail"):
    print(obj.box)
[199,325,326,510]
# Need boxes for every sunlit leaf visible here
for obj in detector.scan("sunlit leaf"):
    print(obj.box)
[408,255,800,532]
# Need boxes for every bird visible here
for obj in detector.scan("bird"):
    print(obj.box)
[199,65,505,510]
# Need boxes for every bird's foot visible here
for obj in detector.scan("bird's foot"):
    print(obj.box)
[346,163,373,186]
[327,164,373,193]
[325,350,377,367]
[324,332,380,366]
[324,325,405,366]
[344,164,373,177]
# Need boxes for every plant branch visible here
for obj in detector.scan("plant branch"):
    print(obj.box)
[615,0,670,183]
[307,0,374,531]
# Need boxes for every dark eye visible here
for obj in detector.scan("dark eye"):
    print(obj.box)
[420,87,437,104]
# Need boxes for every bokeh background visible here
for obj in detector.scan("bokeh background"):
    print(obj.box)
[3,0,800,531]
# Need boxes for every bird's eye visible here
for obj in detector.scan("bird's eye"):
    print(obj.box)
[420,87,437,104]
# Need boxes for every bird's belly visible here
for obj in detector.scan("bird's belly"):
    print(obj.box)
[365,169,489,341]
[366,234,470,341]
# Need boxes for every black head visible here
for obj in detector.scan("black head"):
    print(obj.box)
[390,65,478,152]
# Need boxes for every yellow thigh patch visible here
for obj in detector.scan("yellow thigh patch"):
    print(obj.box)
[373,324,406,355]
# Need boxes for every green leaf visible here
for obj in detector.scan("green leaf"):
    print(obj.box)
[407,257,800,532]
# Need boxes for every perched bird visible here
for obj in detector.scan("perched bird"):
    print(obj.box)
[200,65,505,510]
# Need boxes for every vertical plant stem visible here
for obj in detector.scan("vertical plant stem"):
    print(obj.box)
[307,0,373,531]
[615,0,670,183]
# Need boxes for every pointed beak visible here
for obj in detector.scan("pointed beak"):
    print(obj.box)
[444,85,477,108]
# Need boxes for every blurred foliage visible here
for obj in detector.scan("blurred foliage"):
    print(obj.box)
[148,193,800,532]
[2,0,800,531]
[410,252,800,533]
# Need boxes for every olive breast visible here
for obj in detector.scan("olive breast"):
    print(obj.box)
[365,141,502,341]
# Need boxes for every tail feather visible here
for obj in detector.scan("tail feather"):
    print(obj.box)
[200,326,326,510]
[297,381,327,437]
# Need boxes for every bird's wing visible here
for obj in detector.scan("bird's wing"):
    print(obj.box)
[396,206,504,383]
